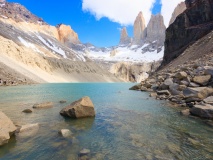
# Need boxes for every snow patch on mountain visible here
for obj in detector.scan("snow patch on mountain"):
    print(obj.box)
[85,44,164,63]
[36,35,67,58]
[18,36,43,54]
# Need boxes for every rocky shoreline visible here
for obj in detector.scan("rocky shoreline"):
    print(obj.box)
[0,96,96,159]
[130,54,213,121]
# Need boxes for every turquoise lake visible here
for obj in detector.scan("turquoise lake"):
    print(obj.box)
[0,83,212,160]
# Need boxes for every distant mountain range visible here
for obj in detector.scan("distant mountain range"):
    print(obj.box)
[0,0,188,83]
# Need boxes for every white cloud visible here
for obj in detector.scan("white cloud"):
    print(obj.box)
[161,0,185,27]
[82,0,156,26]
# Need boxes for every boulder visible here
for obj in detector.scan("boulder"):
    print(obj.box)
[161,78,173,90]
[157,90,170,96]
[204,66,213,76]
[129,84,141,90]
[150,92,157,97]
[16,123,39,138]
[59,100,67,104]
[79,149,90,156]
[190,104,213,119]
[174,72,187,80]
[60,97,95,118]
[180,109,190,116]
[192,75,211,85]
[22,109,32,113]
[0,111,17,146]
[183,87,213,99]
[143,82,152,88]
[141,86,148,91]
[189,82,200,87]
[204,96,213,105]
[59,129,72,138]
[33,102,53,109]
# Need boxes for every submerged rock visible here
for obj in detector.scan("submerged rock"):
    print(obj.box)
[16,123,39,138]
[79,148,90,156]
[58,129,72,138]
[180,109,190,116]
[33,102,53,109]
[60,96,95,118]
[59,100,67,104]
[22,109,32,113]
[0,111,17,146]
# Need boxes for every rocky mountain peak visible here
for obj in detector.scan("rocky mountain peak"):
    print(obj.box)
[119,27,131,45]
[169,2,186,25]
[0,0,6,4]
[56,24,80,45]
[133,11,146,45]
[146,14,166,44]
[0,1,45,24]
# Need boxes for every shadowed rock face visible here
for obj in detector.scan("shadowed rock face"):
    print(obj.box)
[162,0,213,68]
[169,2,186,25]
[119,27,131,45]
[146,14,166,44]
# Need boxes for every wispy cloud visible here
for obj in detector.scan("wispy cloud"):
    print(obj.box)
[82,0,156,26]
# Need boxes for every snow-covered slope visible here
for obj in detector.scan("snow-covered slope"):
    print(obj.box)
[81,43,164,63]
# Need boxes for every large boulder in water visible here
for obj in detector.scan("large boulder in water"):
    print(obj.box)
[60,97,95,118]
[0,111,17,146]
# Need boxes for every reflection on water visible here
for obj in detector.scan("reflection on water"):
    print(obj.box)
[0,83,212,160]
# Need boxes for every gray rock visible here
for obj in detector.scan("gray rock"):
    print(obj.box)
[189,82,200,87]
[157,90,171,96]
[161,78,173,90]
[22,109,32,113]
[204,66,213,76]
[59,100,67,103]
[33,102,53,109]
[60,96,95,118]
[204,96,213,105]
[0,111,17,146]
[58,129,72,138]
[190,104,213,119]
[183,87,213,99]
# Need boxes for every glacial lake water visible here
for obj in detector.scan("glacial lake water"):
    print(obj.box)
[0,83,212,160]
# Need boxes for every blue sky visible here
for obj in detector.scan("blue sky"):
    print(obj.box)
[7,0,163,47]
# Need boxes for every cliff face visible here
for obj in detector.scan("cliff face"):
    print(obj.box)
[133,12,146,44]
[169,2,186,25]
[57,24,80,45]
[162,0,213,67]
[146,14,166,44]
[119,27,131,45]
